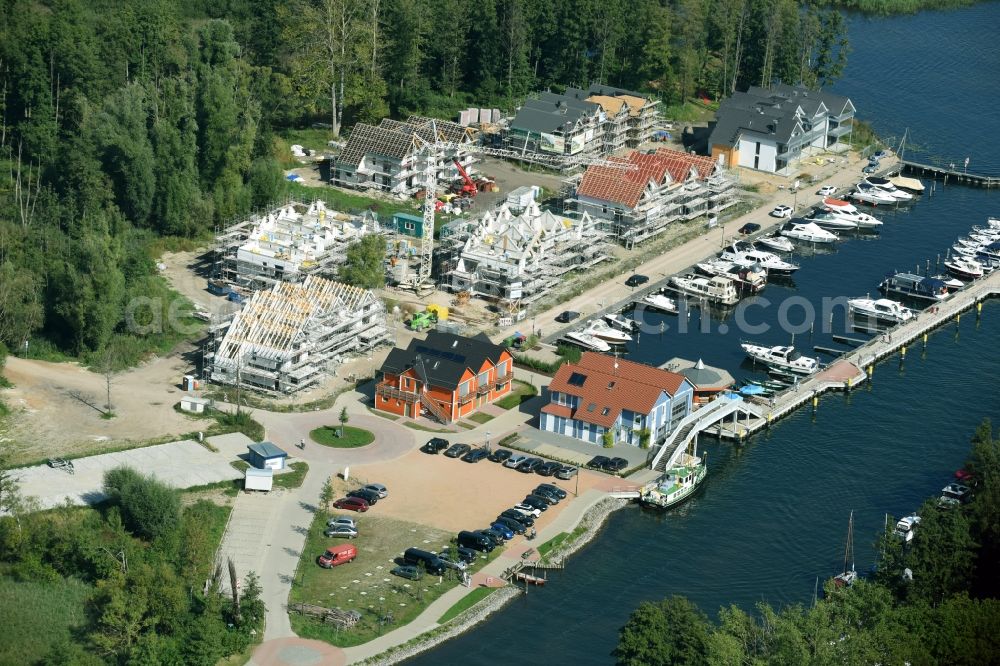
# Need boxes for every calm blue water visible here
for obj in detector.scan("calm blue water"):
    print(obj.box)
[410,6,1000,664]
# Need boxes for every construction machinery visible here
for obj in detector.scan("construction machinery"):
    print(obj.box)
[407,309,439,331]
[452,158,478,197]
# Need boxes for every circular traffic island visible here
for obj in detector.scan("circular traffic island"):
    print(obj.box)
[309,425,375,448]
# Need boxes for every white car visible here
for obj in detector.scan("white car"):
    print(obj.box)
[327,516,357,529]
[363,483,388,499]
[512,503,542,518]
[770,204,793,218]
[817,185,837,196]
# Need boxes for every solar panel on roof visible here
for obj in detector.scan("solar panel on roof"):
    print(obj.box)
[568,372,587,387]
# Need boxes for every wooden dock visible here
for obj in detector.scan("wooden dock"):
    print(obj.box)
[900,159,999,188]
[708,270,1000,440]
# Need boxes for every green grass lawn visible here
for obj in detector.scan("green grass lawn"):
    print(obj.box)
[494,380,538,410]
[466,412,494,424]
[276,461,309,489]
[310,425,375,448]
[438,587,495,624]
[0,578,92,665]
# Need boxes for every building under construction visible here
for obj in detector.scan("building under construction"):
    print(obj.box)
[214,200,379,293]
[208,276,389,394]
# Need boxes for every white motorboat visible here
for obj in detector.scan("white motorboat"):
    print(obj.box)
[719,242,800,275]
[780,220,838,244]
[671,274,740,306]
[928,275,966,291]
[562,330,611,352]
[741,343,819,374]
[847,297,915,324]
[583,319,631,344]
[806,209,859,231]
[888,175,925,193]
[604,312,637,332]
[851,181,897,205]
[695,258,767,294]
[755,234,796,253]
[944,256,984,280]
[820,198,884,229]
[641,292,678,314]
[863,176,914,201]
[976,241,1000,263]
[894,515,921,543]
[952,243,978,257]
[986,217,1000,229]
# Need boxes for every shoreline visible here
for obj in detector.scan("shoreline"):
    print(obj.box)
[358,496,631,665]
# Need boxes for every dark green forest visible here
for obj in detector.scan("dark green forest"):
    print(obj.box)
[615,420,1000,665]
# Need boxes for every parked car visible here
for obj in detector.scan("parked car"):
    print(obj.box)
[444,443,472,458]
[317,544,357,568]
[625,274,650,287]
[555,310,580,323]
[770,204,793,218]
[604,457,629,473]
[488,449,513,463]
[536,483,568,500]
[516,457,543,473]
[499,510,533,528]
[587,455,612,470]
[738,222,761,235]
[478,529,505,547]
[437,552,468,571]
[323,524,359,539]
[504,453,529,469]
[523,495,552,511]
[441,545,478,564]
[333,497,369,512]
[391,565,423,581]
[461,448,490,463]
[817,185,837,196]
[458,531,495,553]
[347,488,380,505]
[872,150,887,159]
[421,437,450,454]
[326,516,357,529]
[512,503,542,518]
[530,488,560,505]
[494,516,526,535]
[489,522,515,540]
[862,164,878,174]
[363,483,388,499]
[403,547,448,575]
[555,466,578,480]
[534,461,562,476]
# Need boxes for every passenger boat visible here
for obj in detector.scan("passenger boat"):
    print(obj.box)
[719,242,799,275]
[847,297,915,324]
[583,319,631,344]
[879,272,951,302]
[851,181,898,205]
[640,454,706,510]
[806,209,859,231]
[780,220,838,244]
[755,234,796,253]
[562,330,611,352]
[740,343,819,374]
[863,176,914,201]
[894,515,921,543]
[604,312,637,332]
[943,256,984,280]
[888,175,925,193]
[670,274,740,306]
[695,258,767,294]
[832,511,858,588]
[641,292,679,314]
[819,198,884,229]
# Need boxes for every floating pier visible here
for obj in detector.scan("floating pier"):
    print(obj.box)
[900,160,999,188]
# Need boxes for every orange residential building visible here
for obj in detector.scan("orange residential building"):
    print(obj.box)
[375,331,514,423]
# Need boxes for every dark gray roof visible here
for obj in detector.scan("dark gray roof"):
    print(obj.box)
[586,83,649,99]
[510,92,600,134]
[380,331,508,390]
[337,122,414,167]
[709,93,803,148]
[768,83,852,115]
[248,441,288,458]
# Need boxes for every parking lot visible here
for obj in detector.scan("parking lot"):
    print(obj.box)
[508,428,651,469]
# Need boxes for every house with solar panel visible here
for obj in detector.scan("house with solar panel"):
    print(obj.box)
[331,116,478,195]
[375,331,514,423]
[540,352,694,447]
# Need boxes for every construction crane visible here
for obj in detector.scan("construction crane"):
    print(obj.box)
[452,158,477,197]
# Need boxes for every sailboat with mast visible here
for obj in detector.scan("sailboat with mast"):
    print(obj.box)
[832,510,858,588]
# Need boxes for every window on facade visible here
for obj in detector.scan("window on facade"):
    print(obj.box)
[497,361,508,377]
[404,222,415,231]
[459,381,470,397]
[478,371,489,387]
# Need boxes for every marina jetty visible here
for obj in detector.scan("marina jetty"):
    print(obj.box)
[900,159,999,188]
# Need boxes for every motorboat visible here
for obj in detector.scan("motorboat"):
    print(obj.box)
[894,515,921,543]
[851,181,897,205]
[740,343,819,374]
[604,312,637,332]
[695,258,767,294]
[562,330,611,352]
[888,175,925,193]
[847,297,915,324]
[639,454,706,510]
[943,256,984,280]
[805,208,859,231]
[975,241,1000,263]
[671,274,740,306]
[719,242,799,275]
[939,482,971,507]
[820,198,884,229]
[583,319,631,344]
[879,272,951,302]
[928,275,966,292]
[755,234,796,253]
[863,176,914,201]
[641,292,678,314]
[986,217,1000,229]
[780,219,838,244]
[951,243,978,257]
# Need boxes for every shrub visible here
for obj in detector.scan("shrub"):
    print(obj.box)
[103,467,181,541]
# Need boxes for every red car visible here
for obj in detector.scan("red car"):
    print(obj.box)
[333,497,370,512]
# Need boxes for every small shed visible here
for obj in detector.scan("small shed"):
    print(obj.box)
[392,212,424,239]
[244,467,274,492]
[179,395,210,414]
[247,441,289,470]
[661,358,735,402]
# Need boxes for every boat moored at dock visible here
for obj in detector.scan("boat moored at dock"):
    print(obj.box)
[943,256,985,281]
[740,343,819,374]
[719,242,800,275]
[863,176,914,201]
[695,258,767,294]
[562,330,611,352]
[755,234,796,253]
[583,319,632,344]
[640,454,706,510]
[781,219,839,244]
[879,272,951,302]
[847,297,915,323]
[640,292,679,314]
[670,274,741,306]
[851,181,898,205]
[604,312,638,332]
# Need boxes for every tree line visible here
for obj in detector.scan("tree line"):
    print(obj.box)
[614,419,1000,665]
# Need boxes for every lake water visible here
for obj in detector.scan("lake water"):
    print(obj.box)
[409,5,1000,664]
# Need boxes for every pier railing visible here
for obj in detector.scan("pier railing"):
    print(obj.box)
[649,396,759,470]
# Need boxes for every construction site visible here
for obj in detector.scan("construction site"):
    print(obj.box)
[207,276,390,394]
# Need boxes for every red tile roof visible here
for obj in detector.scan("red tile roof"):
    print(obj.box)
[540,403,573,418]
[655,148,718,180]
[576,149,719,209]
[547,352,691,428]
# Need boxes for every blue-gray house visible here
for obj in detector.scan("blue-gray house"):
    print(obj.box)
[247,441,289,470]
[540,352,694,447]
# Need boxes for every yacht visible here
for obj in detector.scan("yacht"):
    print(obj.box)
[740,343,819,374]
[561,330,611,352]
[879,272,951,302]
[863,176,914,201]
[604,312,637,332]
[806,208,859,231]
[639,454,706,511]
[928,275,966,292]
[847,297,915,324]
[695,258,767,294]
[641,292,679,314]
[670,274,740,306]
[756,234,796,253]
[719,242,800,275]
[894,515,921,543]
[851,181,897,205]
[976,241,1000,264]
[583,319,631,344]
[888,175,925,193]
[943,256,984,280]
[819,198,884,229]
[780,219,838,244]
